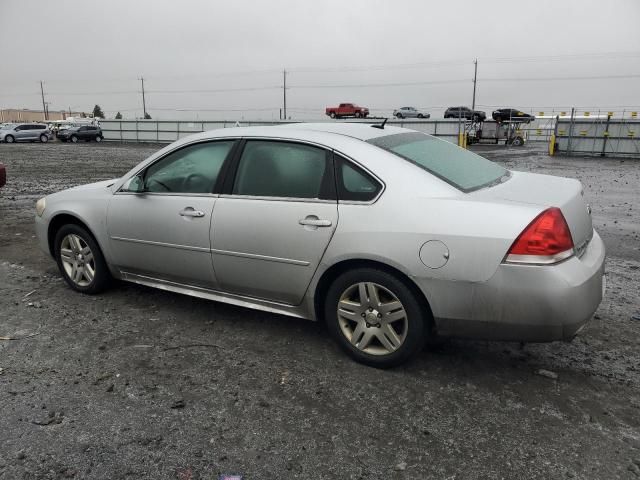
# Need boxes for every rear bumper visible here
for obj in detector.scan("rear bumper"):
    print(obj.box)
[422,230,606,342]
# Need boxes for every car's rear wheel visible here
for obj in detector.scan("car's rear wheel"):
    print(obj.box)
[511,136,524,146]
[40,134,48,143]
[325,268,428,368]
[54,224,111,294]
[70,135,78,143]
[396,113,403,119]
[418,113,424,118]
[5,135,15,143]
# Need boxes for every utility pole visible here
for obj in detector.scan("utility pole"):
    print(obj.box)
[471,59,478,114]
[40,81,48,121]
[283,69,287,120]
[140,76,147,119]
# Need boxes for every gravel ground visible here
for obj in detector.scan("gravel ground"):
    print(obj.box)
[0,141,639,480]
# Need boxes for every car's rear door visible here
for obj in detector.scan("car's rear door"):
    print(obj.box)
[210,139,338,305]
[107,139,237,288]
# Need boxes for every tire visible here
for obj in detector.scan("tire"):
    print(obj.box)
[40,134,49,143]
[70,135,78,143]
[330,112,336,119]
[511,136,524,147]
[95,135,103,143]
[4,135,15,143]
[355,112,361,118]
[325,268,428,368]
[54,224,111,294]
[396,113,403,119]
[417,114,424,119]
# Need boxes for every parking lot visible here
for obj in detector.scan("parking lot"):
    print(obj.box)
[1,142,639,479]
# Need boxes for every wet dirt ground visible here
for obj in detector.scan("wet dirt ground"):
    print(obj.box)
[0,141,639,480]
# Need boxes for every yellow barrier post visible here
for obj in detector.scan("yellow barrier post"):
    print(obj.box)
[549,134,556,156]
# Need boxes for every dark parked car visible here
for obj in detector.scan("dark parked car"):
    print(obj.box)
[0,162,5,188]
[444,107,486,122]
[57,125,104,143]
[492,108,535,123]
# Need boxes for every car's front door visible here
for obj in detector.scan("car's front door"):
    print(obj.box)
[107,140,236,288]
[14,126,30,141]
[210,139,338,305]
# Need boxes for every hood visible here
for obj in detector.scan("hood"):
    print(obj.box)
[67,179,117,191]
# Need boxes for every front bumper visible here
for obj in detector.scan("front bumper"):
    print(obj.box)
[35,214,51,257]
[421,230,606,342]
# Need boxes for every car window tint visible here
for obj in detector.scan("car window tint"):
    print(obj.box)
[368,132,508,192]
[336,155,381,202]
[233,141,327,199]
[144,141,233,194]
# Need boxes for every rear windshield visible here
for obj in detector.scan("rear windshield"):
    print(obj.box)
[367,132,508,192]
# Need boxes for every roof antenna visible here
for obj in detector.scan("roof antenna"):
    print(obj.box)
[371,117,388,130]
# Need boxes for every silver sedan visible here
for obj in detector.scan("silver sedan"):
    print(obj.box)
[34,123,605,367]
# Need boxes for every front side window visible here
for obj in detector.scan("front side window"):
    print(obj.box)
[233,141,329,199]
[368,132,508,192]
[144,141,234,194]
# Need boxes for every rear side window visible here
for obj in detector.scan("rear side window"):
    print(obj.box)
[335,155,381,202]
[368,132,508,192]
[233,141,330,199]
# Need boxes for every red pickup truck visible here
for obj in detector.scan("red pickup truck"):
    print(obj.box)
[325,103,370,119]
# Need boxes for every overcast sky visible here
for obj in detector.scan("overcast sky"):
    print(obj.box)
[1,0,639,120]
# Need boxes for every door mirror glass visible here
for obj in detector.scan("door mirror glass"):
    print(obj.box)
[123,175,145,193]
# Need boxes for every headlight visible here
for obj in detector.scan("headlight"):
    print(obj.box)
[35,197,46,217]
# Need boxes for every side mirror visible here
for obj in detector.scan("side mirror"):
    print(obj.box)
[123,175,145,193]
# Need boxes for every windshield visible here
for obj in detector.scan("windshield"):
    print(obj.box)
[367,132,509,192]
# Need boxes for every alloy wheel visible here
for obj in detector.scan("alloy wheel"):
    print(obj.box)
[60,234,95,287]
[337,282,408,356]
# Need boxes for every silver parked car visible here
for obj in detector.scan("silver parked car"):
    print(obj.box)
[1,123,52,143]
[34,123,605,367]
[393,107,430,119]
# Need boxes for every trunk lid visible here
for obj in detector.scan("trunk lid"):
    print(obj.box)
[471,171,593,251]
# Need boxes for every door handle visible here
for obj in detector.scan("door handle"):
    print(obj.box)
[179,208,205,218]
[299,218,332,227]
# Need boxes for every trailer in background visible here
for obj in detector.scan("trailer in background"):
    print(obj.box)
[467,120,527,146]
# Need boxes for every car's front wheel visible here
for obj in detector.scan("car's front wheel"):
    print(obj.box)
[54,224,111,294]
[325,268,428,368]
[95,135,102,142]
[70,135,78,143]
[4,135,15,143]
[330,112,336,119]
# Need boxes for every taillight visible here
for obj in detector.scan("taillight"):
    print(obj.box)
[505,207,574,265]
